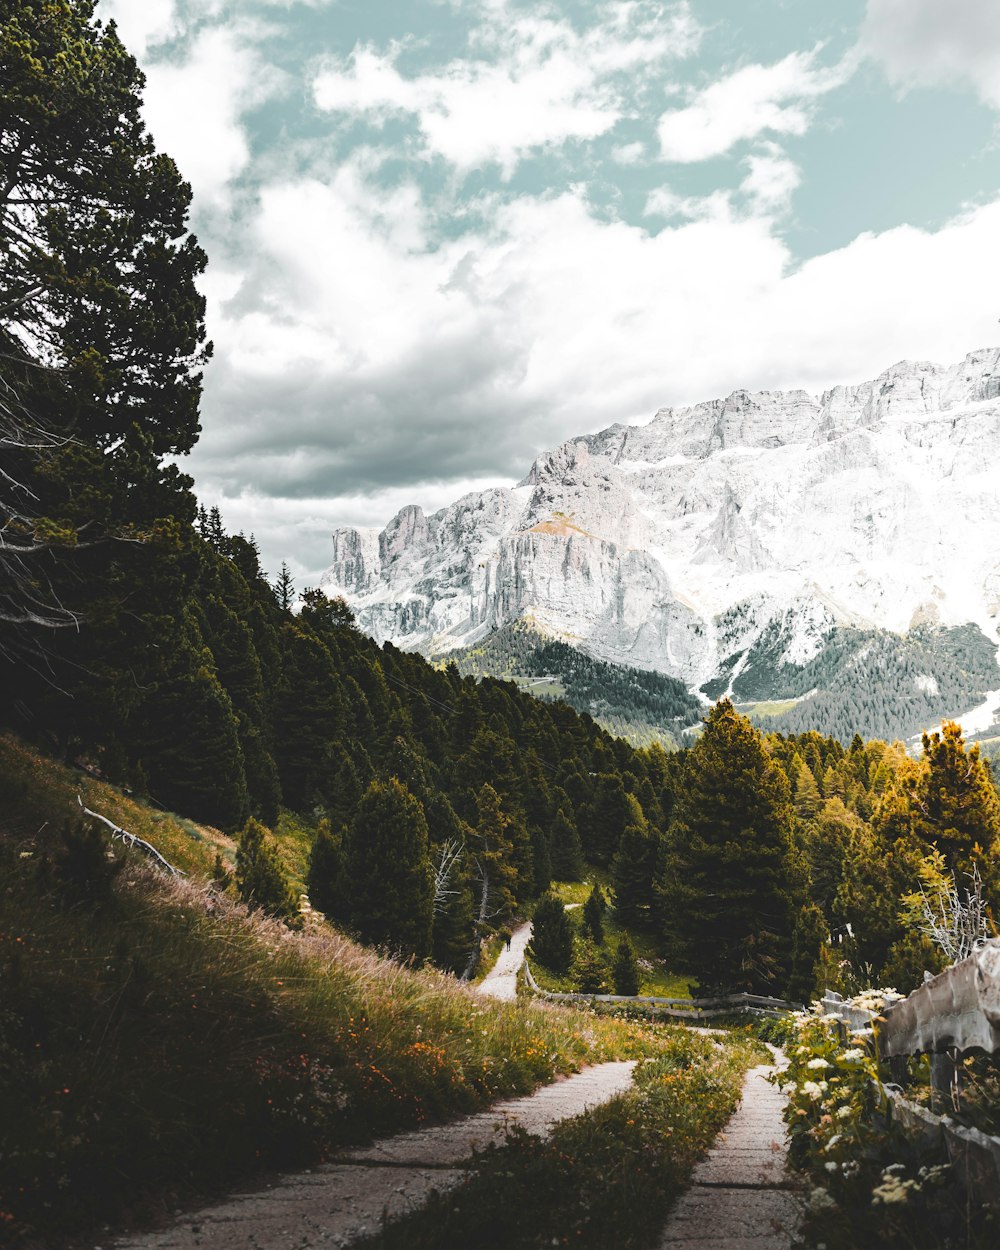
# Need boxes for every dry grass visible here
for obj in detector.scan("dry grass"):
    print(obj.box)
[0,743,678,1247]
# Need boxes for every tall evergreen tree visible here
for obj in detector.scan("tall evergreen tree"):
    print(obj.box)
[581,883,605,944]
[550,807,584,880]
[611,800,656,928]
[660,701,796,994]
[342,778,434,959]
[916,721,1000,879]
[611,934,640,996]
[306,818,343,919]
[531,893,574,973]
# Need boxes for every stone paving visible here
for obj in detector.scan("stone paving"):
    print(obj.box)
[475,919,532,1001]
[113,1060,637,1250]
[657,1052,802,1250]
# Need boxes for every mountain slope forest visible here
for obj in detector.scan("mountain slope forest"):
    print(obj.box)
[4,0,1000,998]
[5,5,1000,1242]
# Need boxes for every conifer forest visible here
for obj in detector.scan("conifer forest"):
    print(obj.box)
[3,5,1000,1250]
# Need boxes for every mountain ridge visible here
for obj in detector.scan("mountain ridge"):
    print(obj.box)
[322,348,1000,741]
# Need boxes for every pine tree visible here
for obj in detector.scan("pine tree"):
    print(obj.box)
[582,883,605,944]
[573,940,610,994]
[530,892,574,973]
[585,773,632,865]
[611,934,640,996]
[431,865,476,975]
[550,807,584,880]
[275,561,295,611]
[470,783,519,927]
[792,758,823,820]
[611,803,656,928]
[916,721,1000,880]
[659,701,796,994]
[306,818,343,918]
[342,778,434,958]
[235,818,300,927]
[786,902,826,1003]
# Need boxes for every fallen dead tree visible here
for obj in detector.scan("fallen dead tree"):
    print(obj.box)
[76,794,186,877]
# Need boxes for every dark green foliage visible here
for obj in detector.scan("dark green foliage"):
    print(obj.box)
[531,892,574,973]
[732,622,999,744]
[431,873,476,975]
[135,633,250,832]
[786,902,826,1003]
[235,818,300,927]
[342,779,434,959]
[582,883,606,944]
[611,934,640,996]
[574,940,611,994]
[916,721,1000,880]
[443,619,702,743]
[586,773,632,866]
[660,701,796,994]
[306,818,343,918]
[612,819,657,929]
[550,807,584,880]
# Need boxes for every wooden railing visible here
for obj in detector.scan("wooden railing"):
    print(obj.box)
[522,960,801,1018]
[880,939,1000,1059]
[819,940,1000,1210]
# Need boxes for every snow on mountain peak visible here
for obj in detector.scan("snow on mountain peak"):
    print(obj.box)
[321,348,1000,694]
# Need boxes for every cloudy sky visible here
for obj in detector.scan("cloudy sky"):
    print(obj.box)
[100,0,1000,583]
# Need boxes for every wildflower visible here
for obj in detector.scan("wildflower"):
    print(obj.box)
[801,1081,825,1100]
[807,1187,836,1213]
[806,1058,830,1071]
[836,1105,853,1120]
[872,1174,915,1205]
[841,1048,864,1063]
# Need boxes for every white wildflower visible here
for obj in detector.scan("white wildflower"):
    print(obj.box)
[807,1058,831,1070]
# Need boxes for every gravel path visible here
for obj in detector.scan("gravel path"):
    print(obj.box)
[113,1060,636,1250]
[475,920,532,1001]
[657,1048,802,1249]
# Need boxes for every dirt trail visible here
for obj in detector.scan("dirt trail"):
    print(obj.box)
[114,1060,636,1250]
[657,1047,802,1249]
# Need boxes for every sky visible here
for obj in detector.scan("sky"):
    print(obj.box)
[99,0,1000,584]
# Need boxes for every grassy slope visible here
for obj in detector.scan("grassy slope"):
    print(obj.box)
[0,736,675,1248]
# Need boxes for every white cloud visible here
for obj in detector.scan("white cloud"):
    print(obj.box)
[611,141,646,165]
[740,143,801,214]
[313,2,701,175]
[861,0,1000,109]
[657,47,853,162]
[141,24,285,205]
[191,152,1000,577]
[643,185,733,221]
[99,0,179,55]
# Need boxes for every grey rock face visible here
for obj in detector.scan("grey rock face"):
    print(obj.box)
[320,348,1000,692]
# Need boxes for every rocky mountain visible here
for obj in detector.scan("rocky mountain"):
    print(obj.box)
[321,348,1000,743]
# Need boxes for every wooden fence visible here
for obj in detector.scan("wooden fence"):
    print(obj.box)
[522,960,801,1018]
[820,939,1000,1210]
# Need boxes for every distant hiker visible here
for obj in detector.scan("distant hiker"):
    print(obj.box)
[501,928,512,951]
